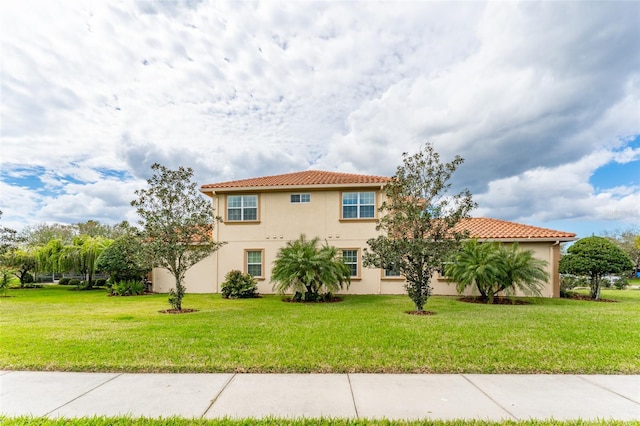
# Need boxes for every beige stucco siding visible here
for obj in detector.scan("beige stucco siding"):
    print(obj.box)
[150,187,563,298]
[150,253,216,294]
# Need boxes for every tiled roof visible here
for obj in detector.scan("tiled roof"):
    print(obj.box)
[456,218,576,241]
[202,170,391,189]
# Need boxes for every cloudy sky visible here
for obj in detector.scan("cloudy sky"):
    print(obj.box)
[1,0,639,238]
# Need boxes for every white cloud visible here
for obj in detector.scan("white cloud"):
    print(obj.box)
[474,149,640,223]
[1,0,639,235]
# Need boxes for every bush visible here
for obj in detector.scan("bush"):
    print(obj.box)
[560,274,588,291]
[95,278,107,287]
[221,270,259,299]
[612,276,629,290]
[110,280,145,296]
[58,277,71,285]
[68,278,81,287]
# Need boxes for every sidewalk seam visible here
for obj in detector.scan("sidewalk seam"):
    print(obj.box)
[200,373,236,418]
[577,375,640,405]
[44,372,123,417]
[461,374,518,421]
[346,373,359,419]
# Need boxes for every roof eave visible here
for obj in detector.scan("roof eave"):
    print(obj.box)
[200,182,387,193]
[473,237,577,243]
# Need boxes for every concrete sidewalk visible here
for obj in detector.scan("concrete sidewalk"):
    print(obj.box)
[1,371,638,421]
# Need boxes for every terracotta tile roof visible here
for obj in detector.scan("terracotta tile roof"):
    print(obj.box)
[456,218,576,241]
[202,170,391,190]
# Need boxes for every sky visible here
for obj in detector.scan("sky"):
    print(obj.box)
[1,0,639,239]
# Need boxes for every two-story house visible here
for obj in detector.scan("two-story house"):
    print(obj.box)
[150,170,576,297]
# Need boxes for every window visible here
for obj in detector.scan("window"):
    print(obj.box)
[342,192,375,219]
[439,261,454,279]
[384,267,402,278]
[290,193,310,204]
[246,250,263,277]
[227,195,258,221]
[342,249,359,277]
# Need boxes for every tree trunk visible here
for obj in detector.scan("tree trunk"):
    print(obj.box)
[590,276,601,300]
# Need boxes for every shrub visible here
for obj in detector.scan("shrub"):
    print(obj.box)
[221,270,259,299]
[95,278,107,287]
[68,278,81,287]
[110,280,145,296]
[58,277,71,285]
[129,280,145,295]
[560,274,587,291]
[612,276,629,290]
[111,280,128,296]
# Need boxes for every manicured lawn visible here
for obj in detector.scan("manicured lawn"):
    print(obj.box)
[1,285,639,374]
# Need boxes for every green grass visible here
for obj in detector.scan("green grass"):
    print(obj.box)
[1,285,639,374]
[0,417,634,426]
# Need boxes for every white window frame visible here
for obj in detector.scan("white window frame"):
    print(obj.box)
[245,249,264,278]
[341,191,375,219]
[227,195,258,222]
[342,249,360,278]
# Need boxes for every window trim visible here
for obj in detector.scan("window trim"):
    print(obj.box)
[225,194,260,223]
[341,248,361,280]
[244,249,265,280]
[340,191,377,221]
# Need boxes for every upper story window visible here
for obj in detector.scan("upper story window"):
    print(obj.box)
[227,195,258,221]
[290,193,310,204]
[342,191,375,219]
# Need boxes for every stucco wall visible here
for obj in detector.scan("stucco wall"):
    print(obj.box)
[150,188,560,298]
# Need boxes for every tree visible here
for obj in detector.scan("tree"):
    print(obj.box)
[559,236,633,300]
[2,248,37,287]
[131,163,224,311]
[445,240,502,302]
[34,239,64,282]
[58,235,112,288]
[363,144,475,312]
[20,223,76,246]
[96,233,151,283]
[446,240,548,302]
[0,211,21,256]
[603,228,640,278]
[271,234,351,302]
[499,243,548,297]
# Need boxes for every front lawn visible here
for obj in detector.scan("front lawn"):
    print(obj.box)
[1,285,638,373]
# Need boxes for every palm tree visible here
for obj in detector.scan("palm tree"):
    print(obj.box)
[498,243,548,297]
[446,240,548,302]
[445,240,502,302]
[271,234,351,301]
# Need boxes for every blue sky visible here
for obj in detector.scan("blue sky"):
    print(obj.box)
[1,0,639,238]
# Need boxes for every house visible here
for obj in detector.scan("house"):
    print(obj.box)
[150,170,576,297]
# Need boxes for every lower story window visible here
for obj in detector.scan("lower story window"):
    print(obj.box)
[384,267,401,278]
[342,249,359,277]
[246,250,263,277]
